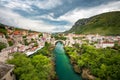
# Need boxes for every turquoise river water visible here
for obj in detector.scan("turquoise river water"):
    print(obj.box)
[53,42,82,80]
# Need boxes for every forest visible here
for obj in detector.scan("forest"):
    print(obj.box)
[7,42,56,80]
[65,43,120,80]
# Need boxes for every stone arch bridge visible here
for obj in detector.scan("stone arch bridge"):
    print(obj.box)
[50,39,71,46]
[54,40,66,45]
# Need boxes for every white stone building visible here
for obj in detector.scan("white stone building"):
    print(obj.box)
[95,42,114,48]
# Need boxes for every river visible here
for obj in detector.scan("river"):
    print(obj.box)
[53,42,82,80]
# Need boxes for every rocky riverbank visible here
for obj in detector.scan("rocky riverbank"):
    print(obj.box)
[82,69,96,80]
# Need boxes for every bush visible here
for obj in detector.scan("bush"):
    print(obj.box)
[0,42,7,51]
[8,41,14,46]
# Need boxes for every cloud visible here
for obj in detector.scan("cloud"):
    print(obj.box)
[0,0,34,13]
[35,0,62,9]
[58,1,120,24]
[0,6,70,33]
[0,8,56,32]
[52,25,71,33]
[0,0,62,10]
[0,0,120,32]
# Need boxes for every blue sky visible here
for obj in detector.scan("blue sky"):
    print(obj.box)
[0,0,120,32]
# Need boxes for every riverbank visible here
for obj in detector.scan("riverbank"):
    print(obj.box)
[64,46,96,80]
[66,54,95,80]
[82,69,96,80]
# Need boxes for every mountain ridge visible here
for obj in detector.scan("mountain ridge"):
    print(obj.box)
[66,11,120,35]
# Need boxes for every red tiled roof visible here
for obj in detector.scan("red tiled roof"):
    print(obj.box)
[13,31,22,35]
[0,33,4,35]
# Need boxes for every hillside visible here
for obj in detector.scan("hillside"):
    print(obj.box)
[0,23,38,35]
[66,11,120,35]
[0,24,7,35]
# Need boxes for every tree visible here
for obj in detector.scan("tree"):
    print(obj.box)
[7,43,56,80]
[65,43,120,80]
[39,33,43,37]
[8,53,39,80]
[0,42,7,51]
[8,40,14,46]
[31,54,55,80]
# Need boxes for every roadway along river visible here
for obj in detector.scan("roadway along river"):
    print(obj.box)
[53,42,82,80]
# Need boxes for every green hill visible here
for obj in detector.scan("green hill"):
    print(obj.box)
[66,11,120,35]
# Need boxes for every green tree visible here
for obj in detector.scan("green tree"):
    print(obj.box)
[31,54,55,80]
[8,40,14,46]
[8,53,39,80]
[0,42,7,51]
[39,33,43,37]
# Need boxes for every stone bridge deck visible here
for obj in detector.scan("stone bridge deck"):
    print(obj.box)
[51,40,71,47]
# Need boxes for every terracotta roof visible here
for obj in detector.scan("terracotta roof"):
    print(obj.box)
[0,33,4,36]
[31,47,37,51]
[13,31,22,35]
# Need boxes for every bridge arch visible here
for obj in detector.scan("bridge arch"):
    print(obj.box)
[54,40,65,45]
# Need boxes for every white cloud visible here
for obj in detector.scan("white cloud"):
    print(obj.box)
[0,8,56,32]
[1,0,34,12]
[0,6,69,32]
[38,13,56,21]
[51,25,71,33]
[35,0,62,9]
[58,1,120,24]
[1,0,62,10]
[64,25,71,30]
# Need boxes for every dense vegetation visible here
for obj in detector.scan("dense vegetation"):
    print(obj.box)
[8,40,14,46]
[66,11,120,35]
[0,42,7,52]
[65,44,120,80]
[0,23,7,35]
[7,42,55,80]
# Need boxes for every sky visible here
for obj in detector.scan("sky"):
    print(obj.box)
[0,0,120,33]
